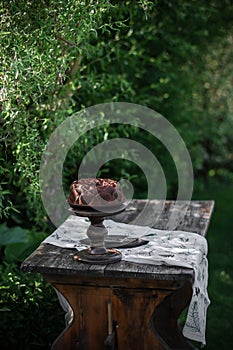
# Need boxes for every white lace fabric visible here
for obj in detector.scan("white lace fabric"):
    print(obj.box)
[43,216,210,345]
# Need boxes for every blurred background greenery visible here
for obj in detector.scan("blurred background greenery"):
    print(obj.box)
[0,0,232,349]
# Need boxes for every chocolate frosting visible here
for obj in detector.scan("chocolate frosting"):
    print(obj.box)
[67,178,125,207]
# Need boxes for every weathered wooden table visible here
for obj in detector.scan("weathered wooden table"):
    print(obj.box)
[21,200,214,350]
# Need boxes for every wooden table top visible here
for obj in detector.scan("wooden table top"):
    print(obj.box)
[21,200,214,282]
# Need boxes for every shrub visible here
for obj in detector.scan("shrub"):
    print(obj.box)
[0,263,65,350]
[1,1,233,231]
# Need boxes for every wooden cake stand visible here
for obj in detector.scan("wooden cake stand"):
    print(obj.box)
[69,203,127,264]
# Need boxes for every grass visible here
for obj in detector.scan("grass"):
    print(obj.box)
[193,177,233,349]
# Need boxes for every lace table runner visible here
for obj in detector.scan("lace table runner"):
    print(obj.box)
[43,216,210,345]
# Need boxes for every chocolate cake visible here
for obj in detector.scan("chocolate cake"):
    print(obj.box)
[67,178,125,207]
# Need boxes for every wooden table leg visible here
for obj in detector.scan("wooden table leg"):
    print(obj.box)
[51,284,112,350]
[152,281,194,349]
[50,280,194,350]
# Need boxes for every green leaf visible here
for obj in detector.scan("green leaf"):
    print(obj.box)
[4,231,47,263]
[0,225,28,246]
[0,307,11,312]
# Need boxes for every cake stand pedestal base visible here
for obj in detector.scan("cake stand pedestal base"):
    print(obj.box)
[70,204,127,265]
[74,248,122,264]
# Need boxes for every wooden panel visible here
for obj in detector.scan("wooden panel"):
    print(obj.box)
[111,200,214,235]
[44,273,186,290]
[112,287,166,350]
[22,244,194,281]
[50,278,193,350]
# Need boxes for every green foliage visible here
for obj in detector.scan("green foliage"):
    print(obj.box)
[0,183,14,219]
[1,0,233,228]
[0,0,120,227]
[193,178,233,350]
[0,224,47,263]
[0,224,28,246]
[0,263,64,349]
